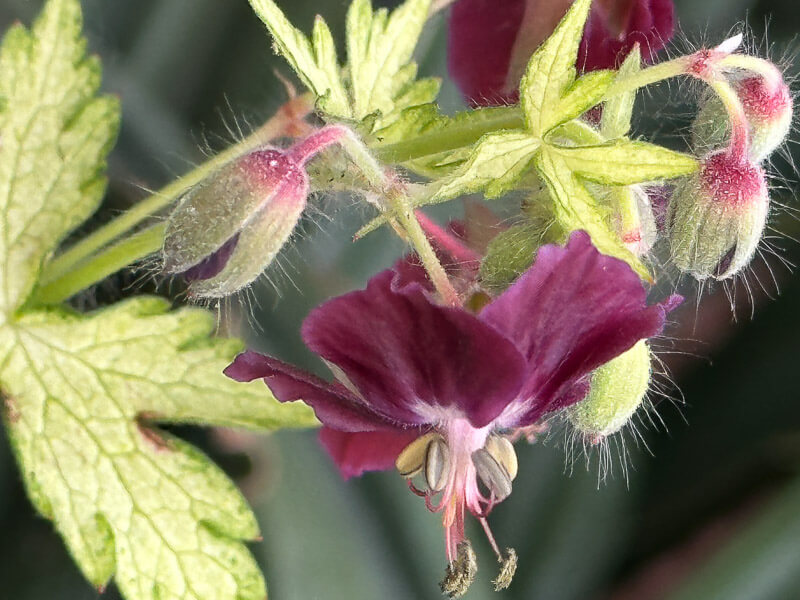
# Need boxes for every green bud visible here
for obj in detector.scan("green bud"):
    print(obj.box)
[668,150,769,280]
[162,148,309,298]
[568,340,651,440]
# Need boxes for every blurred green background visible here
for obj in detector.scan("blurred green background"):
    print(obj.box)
[1,0,799,598]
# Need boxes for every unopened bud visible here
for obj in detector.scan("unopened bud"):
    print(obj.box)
[162,126,353,298]
[568,340,651,440]
[692,72,792,162]
[162,148,308,298]
[667,150,769,280]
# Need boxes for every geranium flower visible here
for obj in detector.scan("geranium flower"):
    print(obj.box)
[447,0,675,106]
[225,231,676,595]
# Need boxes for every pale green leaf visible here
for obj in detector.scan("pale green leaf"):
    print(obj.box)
[535,148,650,279]
[1,297,317,600]
[431,132,540,201]
[601,45,641,139]
[553,140,699,185]
[551,69,615,131]
[520,0,592,135]
[0,0,119,317]
[346,0,432,119]
[248,0,350,116]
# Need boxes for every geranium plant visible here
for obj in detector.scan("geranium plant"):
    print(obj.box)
[0,0,793,598]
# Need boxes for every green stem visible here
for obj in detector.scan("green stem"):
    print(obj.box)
[36,50,702,304]
[338,130,461,306]
[39,94,314,288]
[34,223,167,306]
[388,191,460,306]
[373,107,525,164]
[603,56,691,99]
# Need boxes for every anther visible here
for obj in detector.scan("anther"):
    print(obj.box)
[493,548,518,591]
[472,435,518,502]
[424,435,451,493]
[396,432,439,479]
[439,541,477,598]
[396,432,451,494]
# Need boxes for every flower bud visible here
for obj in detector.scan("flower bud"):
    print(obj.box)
[567,340,651,441]
[162,148,309,298]
[667,150,769,280]
[692,73,792,162]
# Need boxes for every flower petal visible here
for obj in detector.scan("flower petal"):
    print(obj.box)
[225,351,393,432]
[480,231,674,424]
[578,0,675,72]
[302,271,527,428]
[447,0,526,106]
[318,426,422,480]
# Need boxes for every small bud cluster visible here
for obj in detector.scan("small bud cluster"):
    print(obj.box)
[668,38,792,281]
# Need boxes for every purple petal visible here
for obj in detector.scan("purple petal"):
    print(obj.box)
[225,351,394,432]
[480,231,674,424]
[578,0,675,72]
[447,0,526,106]
[182,233,240,282]
[318,426,422,480]
[301,271,527,428]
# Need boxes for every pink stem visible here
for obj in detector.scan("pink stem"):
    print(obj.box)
[414,210,482,267]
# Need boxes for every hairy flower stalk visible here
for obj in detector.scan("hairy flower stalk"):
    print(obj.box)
[667,36,784,280]
[226,232,678,596]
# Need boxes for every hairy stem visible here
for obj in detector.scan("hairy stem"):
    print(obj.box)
[603,56,691,99]
[703,75,750,160]
[33,223,167,306]
[373,108,524,164]
[389,191,461,307]
[38,94,314,289]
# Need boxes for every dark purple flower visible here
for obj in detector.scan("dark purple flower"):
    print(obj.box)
[579,0,675,72]
[226,231,676,585]
[447,0,675,106]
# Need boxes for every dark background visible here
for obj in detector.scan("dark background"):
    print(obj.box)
[0,1,799,598]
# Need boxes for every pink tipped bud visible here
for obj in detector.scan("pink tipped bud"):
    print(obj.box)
[162,148,309,298]
[692,73,793,162]
[162,126,350,298]
[668,150,769,280]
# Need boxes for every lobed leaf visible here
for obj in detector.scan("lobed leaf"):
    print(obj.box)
[346,0,433,120]
[431,131,540,202]
[0,0,119,316]
[520,0,592,136]
[552,140,699,185]
[1,298,317,600]
[248,0,350,116]
[551,69,615,131]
